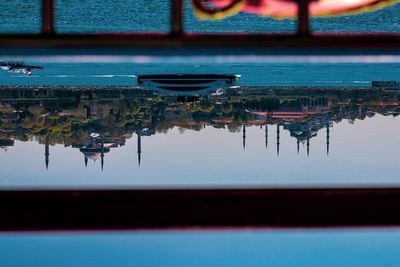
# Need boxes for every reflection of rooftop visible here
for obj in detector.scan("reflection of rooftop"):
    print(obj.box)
[367,101,400,107]
[248,103,332,120]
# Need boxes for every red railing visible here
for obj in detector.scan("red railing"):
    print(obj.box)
[0,0,396,49]
[40,0,310,36]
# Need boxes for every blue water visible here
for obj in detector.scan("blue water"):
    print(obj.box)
[0,0,399,33]
[0,61,399,86]
[0,230,400,267]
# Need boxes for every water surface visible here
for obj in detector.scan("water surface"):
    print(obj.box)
[1,229,400,267]
[1,86,399,189]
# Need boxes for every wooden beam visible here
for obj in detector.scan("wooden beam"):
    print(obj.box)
[1,188,400,231]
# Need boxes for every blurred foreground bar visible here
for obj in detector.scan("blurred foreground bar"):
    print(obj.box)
[2,188,400,231]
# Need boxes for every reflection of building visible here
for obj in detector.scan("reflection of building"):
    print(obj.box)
[70,133,126,170]
[135,128,156,166]
[0,113,20,122]
[2,90,400,166]
[244,98,334,156]
[248,98,332,121]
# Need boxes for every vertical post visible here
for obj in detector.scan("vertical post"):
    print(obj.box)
[42,0,55,35]
[297,0,310,36]
[170,0,183,37]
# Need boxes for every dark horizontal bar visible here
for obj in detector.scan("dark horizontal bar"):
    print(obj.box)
[0,33,399,50]
[2,188,400,231]
[41,0,54,35]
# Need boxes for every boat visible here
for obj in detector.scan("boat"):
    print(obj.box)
[0,62,44,76]
[137,74,239,95]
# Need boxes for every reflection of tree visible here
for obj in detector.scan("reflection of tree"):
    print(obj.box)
[0,90,399,146]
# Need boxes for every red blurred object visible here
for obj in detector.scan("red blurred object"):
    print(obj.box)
[192,0,399,19]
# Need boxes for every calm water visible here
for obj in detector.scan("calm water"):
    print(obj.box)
[0,0,399,33]
[0,60,399,86]
[1,230,400,267]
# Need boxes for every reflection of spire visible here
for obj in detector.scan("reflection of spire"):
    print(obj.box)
[306,136,310,157]
[45,139,49,170]
[297,140,300,155]
[84,155,88,167]
[242,125,246,150]
[326,124,330,155]
[84,105,91,118]
[137,132,142,166]
[276,124,280,156]
[265,124,268,150]
[100,135,104,171]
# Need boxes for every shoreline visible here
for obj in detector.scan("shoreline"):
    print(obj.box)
[0,85,377,91]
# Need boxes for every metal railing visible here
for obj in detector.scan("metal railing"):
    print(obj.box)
[0,0,397,49]
[39,0,311,36]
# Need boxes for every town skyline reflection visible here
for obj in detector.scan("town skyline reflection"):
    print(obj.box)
[1,86,399,170]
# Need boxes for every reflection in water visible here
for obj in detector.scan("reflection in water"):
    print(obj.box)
[1,86,399,171]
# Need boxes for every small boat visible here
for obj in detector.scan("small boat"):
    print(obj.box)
[0,62,44,76]
[137,74,239,95]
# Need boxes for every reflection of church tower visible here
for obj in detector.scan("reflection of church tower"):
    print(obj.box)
[276,124,280,156]
[101,136,104,171]
[45,139,49,170]
[297,140,300,154]
[137,132,142,166]
[326,124,330,155]
[265,124,268,150]
[242,125,246,150]
[306,137,310,157]
[79,133,110,169]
